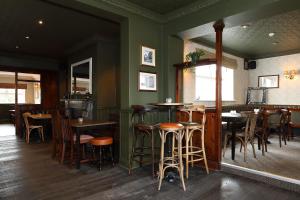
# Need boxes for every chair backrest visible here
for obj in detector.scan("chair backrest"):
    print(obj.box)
[60,116,73,142]
[131,105,157,124]
[22,112,31,130]
[241,111,258,140]
[179,104,206,125]
[280,109,289,127]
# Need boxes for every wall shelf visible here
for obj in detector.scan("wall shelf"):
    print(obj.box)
[173,58,216,69]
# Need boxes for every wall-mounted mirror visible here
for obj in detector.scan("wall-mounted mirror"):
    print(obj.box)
[71,58,92,94]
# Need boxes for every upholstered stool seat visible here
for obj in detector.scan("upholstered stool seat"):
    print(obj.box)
[90,137,113,146]
[73,135,94,144]
[160,122,184,130]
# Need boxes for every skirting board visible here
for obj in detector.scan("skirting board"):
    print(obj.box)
[221,162,300,193]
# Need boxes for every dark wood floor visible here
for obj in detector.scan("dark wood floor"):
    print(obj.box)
[0,124,299,200]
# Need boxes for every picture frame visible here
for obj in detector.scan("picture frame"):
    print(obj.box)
[138,71,157,91]
[141,45,155,67]
[258,75,279,88]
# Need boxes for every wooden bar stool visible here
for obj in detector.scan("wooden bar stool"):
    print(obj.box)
[90,137,114,171]
[129,105,159,178]
[179,105,209,178]
[158,123,186,191]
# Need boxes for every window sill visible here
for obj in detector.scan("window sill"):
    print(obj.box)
[194,100,236,102]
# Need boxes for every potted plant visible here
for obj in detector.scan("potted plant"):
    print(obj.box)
[185,48,205,65]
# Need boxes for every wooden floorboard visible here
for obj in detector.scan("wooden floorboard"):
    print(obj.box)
[0,124,299,199]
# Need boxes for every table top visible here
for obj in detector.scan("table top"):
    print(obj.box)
[222,112,242,118]
[71,120,117,128]
[151,102,192,107]
[29,114,52,119]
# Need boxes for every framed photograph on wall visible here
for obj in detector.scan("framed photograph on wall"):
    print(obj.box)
[139,71,157,91]
[141,45,155,67]
[258,75,279,88]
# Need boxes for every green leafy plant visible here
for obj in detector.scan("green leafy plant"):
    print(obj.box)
[185,48,205,64]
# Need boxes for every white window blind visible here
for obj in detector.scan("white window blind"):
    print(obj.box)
[195,64,234,101]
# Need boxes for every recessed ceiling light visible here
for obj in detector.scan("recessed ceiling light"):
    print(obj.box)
[15,45,19,49]
[268,32,275,37]
[25,36,30,39]
[272,41,279,45]
[241,25,249,29]
[38,20,44,25]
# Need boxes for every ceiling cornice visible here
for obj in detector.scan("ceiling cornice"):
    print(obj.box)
[100,0,221,23]
[166,0,221,21]
[100,0,163,22]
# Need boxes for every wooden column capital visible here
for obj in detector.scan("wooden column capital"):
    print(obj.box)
[213,20,225,32]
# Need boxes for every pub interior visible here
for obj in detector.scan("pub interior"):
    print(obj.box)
[0,0,299,199]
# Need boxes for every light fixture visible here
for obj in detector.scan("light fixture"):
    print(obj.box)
[284,69,297,80]
[15,45,19,49]
[241,24,249,29]
[38,19,44,25]
[268,32,275,37]
[25,35,30,39]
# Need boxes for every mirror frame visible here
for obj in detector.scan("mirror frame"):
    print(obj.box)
[70,57,93,94]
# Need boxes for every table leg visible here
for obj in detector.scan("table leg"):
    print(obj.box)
[76,128,80,169]
[231,125,236,160]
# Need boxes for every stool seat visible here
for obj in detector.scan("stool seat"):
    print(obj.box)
[73,134,94,144]
[160,123,183,130]
[90,137,113,146]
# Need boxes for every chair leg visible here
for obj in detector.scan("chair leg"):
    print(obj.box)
[151,130,155,178]
[257,136,261,150]
[202,130,209,174]
[40,127,44,142]
[178,137,186,191]
[110,145,115,167]
[185,128,189,179]
[158,132,165,191]
[251,141,256,158]
[279,132,282,148]
[99,146,102,171]
[128,130,138,175]
[60,142,66,164]
[190,136,194,167]
[223,133,227,157]
[139,135,145,167]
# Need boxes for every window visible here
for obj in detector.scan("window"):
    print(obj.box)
[195,64,234,101]
[0,71,41,104]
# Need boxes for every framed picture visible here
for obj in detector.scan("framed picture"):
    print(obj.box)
[141,45,155,67]
[258,75,279,88]
[139,71,157,91]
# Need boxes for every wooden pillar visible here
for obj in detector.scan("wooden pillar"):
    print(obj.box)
[213,20,224,168]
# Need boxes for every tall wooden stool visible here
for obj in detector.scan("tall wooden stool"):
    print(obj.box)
[90,137,114,171]
[179,105,209,178]
[158,123,186,191]
[129,105,159,178]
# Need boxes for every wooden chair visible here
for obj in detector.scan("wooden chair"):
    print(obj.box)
[60,116,94,165]
[23,112,44,144]
[223,112,258,161]
[288,109,300,140]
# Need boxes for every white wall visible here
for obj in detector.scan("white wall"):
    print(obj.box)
[183,41,249,106]
[248,53,300,105]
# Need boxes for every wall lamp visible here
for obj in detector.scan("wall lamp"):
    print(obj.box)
[284,69,297,80]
